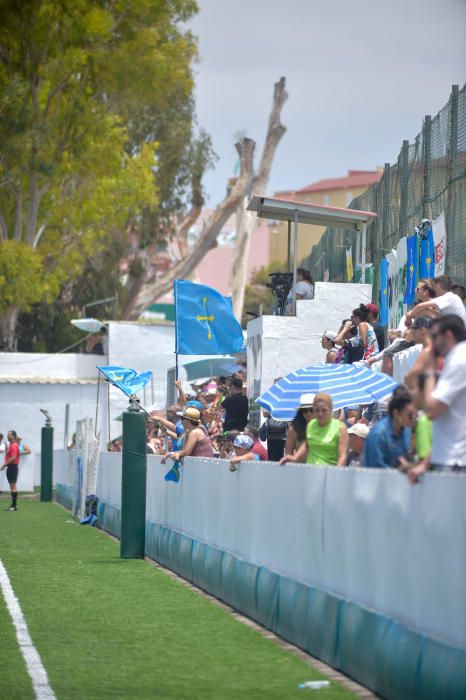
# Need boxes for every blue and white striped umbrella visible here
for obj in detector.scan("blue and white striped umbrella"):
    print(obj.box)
[257,364,399,421]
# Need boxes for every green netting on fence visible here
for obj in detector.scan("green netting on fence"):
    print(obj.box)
[302,84,466,294]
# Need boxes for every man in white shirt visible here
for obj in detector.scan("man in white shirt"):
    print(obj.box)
[421,314,466,470]
[407,274,466,326]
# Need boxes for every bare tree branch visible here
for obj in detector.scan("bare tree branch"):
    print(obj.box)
[121,137,256,320]
[229,77,288,318]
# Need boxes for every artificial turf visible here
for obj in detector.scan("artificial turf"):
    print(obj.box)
[0,499,358,699]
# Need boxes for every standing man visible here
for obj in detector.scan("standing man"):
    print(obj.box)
[1,430,21,511]
[221,378,248,432]
[419,314,466,471]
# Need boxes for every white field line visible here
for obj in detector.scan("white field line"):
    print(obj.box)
[0,558,56,700]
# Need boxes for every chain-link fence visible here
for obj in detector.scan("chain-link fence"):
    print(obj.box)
[302,84,466,294]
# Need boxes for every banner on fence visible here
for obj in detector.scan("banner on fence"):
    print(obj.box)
[387,237,407,330]
[432,211,446,276]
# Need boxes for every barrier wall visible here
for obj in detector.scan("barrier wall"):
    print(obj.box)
[55,451,466,699]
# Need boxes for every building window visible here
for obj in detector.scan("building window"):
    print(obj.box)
[346,191,353,206]
[323,194,330,206]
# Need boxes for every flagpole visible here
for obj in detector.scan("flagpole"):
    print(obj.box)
[174,280,179,381]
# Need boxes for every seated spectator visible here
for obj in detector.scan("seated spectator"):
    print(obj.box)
[346,422,370,466]
[284,394,314,455]
[286,268,314,314]
[407,274,466,325]
[162,407,213,462]
[229,434,260,471]
[109,438,122,452]
[451,283,466,309]
[280,393,348,466]
[321,331,338,363]
[362,388,416,468]
[367,303,386,351]
[334,319,364,364]
[404,317,434,389]
[350,304,379,359]
[259,410,288,461]
[221,378,249,431]
[245,425,268,460]
[368,328,415,376]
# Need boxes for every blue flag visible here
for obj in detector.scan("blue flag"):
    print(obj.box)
[97,365,152,397]
[419,226,435,278]
[164,459,182,483]
[174,280,244,355]
[379,258,389,326]
[403,235,418,304]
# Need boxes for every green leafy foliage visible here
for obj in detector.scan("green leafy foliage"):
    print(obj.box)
[0,240,59,313]
[0,0,206,347]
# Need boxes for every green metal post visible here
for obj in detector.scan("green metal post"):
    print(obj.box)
[40,426,53,501]
[120,401,147,559]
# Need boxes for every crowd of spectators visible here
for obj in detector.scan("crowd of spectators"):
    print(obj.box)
[109,274,465,477]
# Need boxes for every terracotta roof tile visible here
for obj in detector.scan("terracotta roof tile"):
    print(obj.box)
[297,170,382,194]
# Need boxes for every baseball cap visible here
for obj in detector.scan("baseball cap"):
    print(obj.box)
[367,303,379,315]
[186,400,203,410]
[299,393,315,408]
[233,434,254,450]
[347,423,370,439]
[322,330,337,342]
[412,316,434,330]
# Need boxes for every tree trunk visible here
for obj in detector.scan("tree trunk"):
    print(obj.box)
[122,137,256,320]
[0,307,20,352]
[230,77,288,319]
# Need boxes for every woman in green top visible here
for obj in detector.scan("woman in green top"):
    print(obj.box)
[280,393,348,466]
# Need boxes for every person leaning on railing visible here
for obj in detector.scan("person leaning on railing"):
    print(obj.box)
[280,393,348,467]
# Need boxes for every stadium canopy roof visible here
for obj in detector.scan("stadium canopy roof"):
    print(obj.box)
[247,195,376,230]
[247,195,377,302]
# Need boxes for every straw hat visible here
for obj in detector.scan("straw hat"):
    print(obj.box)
[176,407,201,423]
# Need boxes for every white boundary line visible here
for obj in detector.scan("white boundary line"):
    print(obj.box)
[0,558,56,700]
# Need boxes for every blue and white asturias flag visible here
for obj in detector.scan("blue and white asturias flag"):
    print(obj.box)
[403,235,418,305]
[97,366,152,397]
[174,280,244,355]
[419,225,435,279]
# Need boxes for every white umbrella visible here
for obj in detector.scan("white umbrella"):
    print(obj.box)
[71,318,104,333]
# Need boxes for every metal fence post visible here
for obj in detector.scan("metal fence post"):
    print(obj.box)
[120,400,147,559]
[446,85,459,277]
[423,115,432,220]
[400,140,410,237]
[40,411,53,502]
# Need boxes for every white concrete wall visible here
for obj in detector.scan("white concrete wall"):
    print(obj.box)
[65,450,466,650]
[0,352,99,379]
[247,282,372,399]
[106,322,176,437]
[0,382,99,485]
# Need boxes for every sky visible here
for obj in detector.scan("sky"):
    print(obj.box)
[190,0,466,206]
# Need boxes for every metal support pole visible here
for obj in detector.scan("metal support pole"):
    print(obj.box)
[64,404,70,449]
[40,411,53,502]
[292,210,298,314]
[361,223,367,284]
[120,400,147,559]
[286,220,291,273]
[400,139,409,236]
[423,115,432,220]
